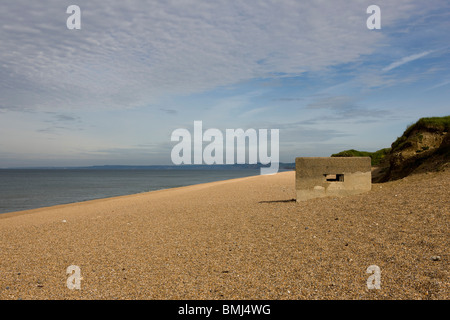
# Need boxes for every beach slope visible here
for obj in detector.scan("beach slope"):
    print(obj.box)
[0,170,448,299]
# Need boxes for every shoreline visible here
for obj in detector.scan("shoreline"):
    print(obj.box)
[0,169,448,299]
[0,171,268,220]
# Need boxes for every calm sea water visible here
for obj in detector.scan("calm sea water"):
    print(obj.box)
[0,169,263,214]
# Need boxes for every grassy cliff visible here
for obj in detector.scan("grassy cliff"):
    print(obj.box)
[383,116,450,181]
[331,148,390,166]
[331,116,450,182]
[391,116,450,152]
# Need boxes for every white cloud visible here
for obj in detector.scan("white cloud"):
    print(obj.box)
[382,50,433,72]
[0,0,422,112]
[424,79,450,91]
[0,0,448,166]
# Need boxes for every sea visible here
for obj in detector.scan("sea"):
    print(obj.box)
[0,168,272,214]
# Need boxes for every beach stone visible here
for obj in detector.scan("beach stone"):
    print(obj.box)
[0,169,448,300]
[431,256,441,261]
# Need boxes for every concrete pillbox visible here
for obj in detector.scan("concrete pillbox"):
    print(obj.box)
[295,157,372,202]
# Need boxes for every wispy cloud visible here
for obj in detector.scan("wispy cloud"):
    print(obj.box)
[382,50,433,72]
[424,79,450,91]
[0,0,448,166]
[160,108,178,115]
[0,0,419,112]
[307,95,389,118]
[37,112,84,134]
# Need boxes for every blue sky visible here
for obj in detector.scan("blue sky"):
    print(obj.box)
[0,0,449,167]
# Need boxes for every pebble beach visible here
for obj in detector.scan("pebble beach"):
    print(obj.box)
[0,170,448,300]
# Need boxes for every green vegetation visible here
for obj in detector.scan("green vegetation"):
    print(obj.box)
[391,116,450,151]
[413,116,450,131]
[331,148,390,166]
[331,116,450,170]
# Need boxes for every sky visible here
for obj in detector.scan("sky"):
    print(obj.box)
[0,0,449,167]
